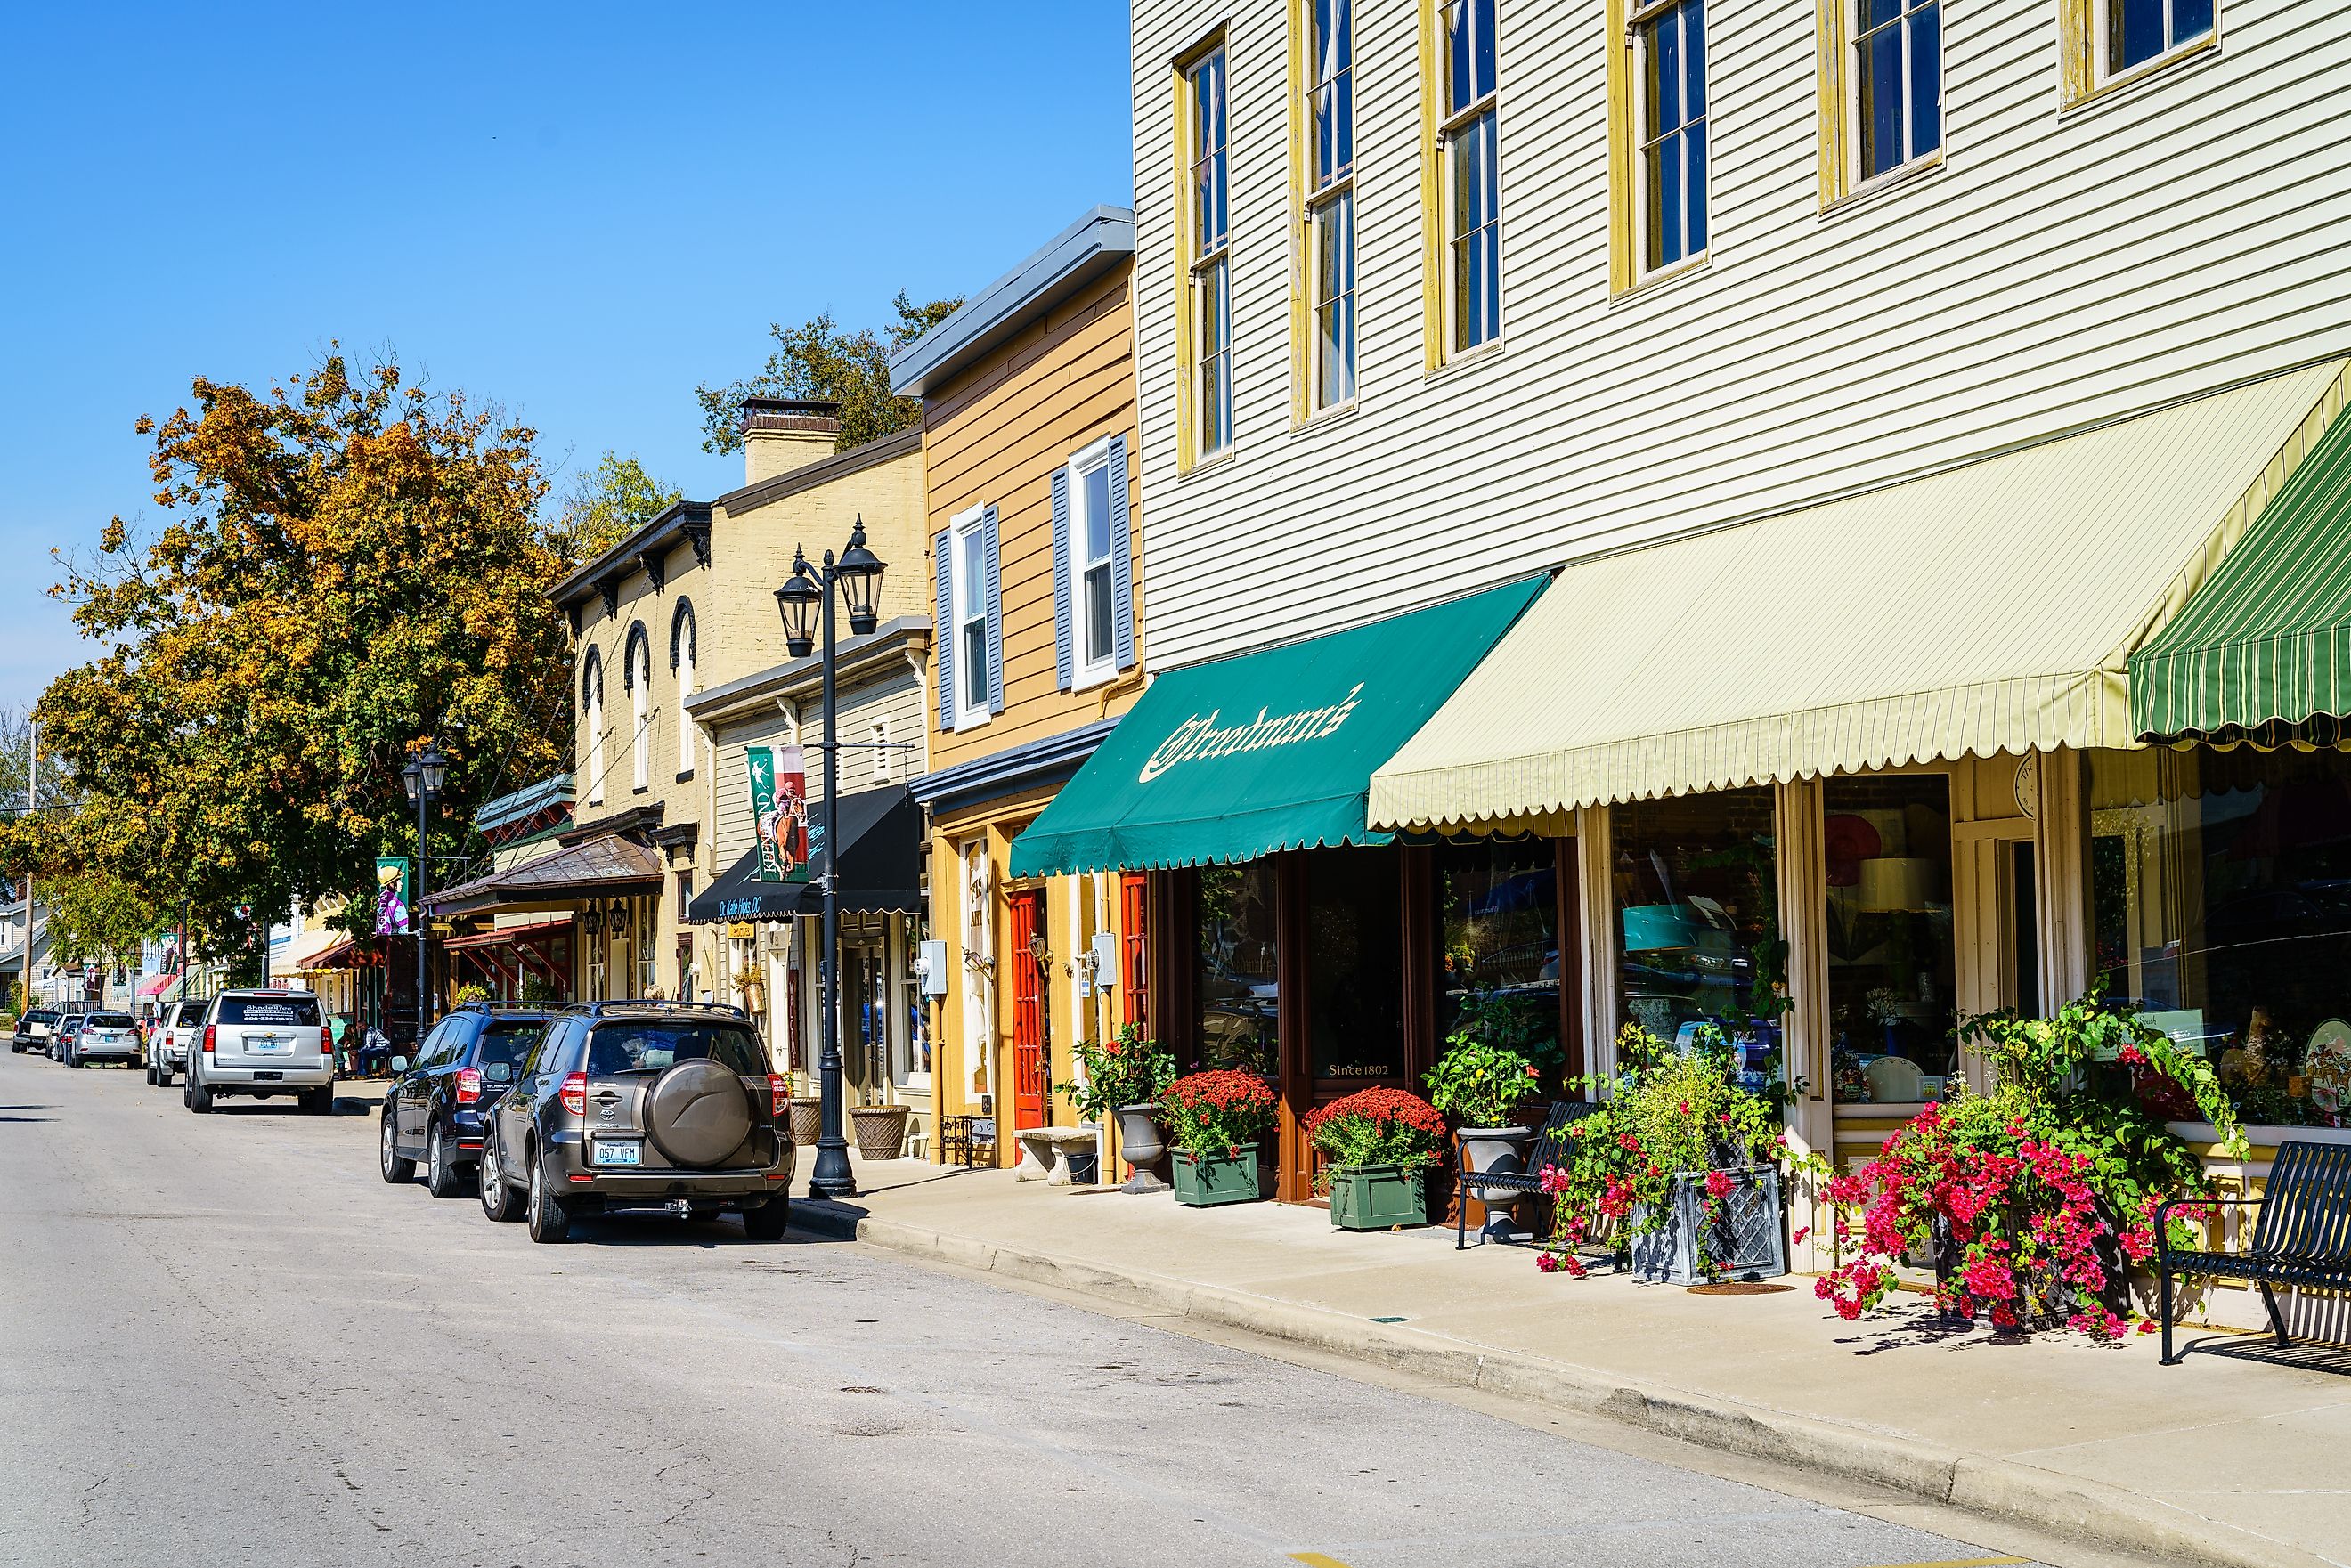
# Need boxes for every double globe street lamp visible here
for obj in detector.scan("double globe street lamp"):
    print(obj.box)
[774,518,884,1202]
[401,743,449,1042]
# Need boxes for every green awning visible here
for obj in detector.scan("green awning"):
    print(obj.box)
[2133,397,2351,740]
[1008,576,1548,876]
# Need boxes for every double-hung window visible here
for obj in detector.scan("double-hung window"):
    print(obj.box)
[1077,448,1117,682]
[935,503,1002,733]
[956,516,990,727]
[1437,0,1500,356]
[1631,0,1708,277]
[1305,0,1355,410]
[1186,46,1233,462]
[2102,0,2214,77]
[1855,0,1941,183]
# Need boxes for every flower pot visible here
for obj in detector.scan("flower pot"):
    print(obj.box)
[1172,1148,1262,1207]
[848,1103,912,1161]
[1115,1102,1168,1194]
[787,1096,823,1147]
[1627,1166,1786,1286]
[1459,1125,1537,1243]
[1329,1164,1427,1231]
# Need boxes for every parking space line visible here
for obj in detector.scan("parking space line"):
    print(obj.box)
[1859,1557,2030,1567]
[1287,1555,1354,1568]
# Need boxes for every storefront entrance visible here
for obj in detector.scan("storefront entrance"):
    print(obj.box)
[1007,890,1048,1130]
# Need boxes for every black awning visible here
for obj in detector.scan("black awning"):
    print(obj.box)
[687,784,923,923]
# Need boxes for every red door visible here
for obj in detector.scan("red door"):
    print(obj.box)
[1119,873,1151,1030]
[1009,890,1047,1130]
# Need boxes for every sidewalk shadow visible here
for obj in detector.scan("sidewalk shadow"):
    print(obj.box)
[1834,1299,2017,1354]
[2185,1336,2351,1377]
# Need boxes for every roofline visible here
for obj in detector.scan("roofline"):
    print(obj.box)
[552,500,713,610]
[712,426,923,518]
[889,205,1136,399]
[684,617,931,724]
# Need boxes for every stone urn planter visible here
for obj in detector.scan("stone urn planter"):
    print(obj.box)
[848,1102,912,1161]
[1329,1163,1427,1231]
[1172,1147,1263,1206]
[787,1096,823,1147]
[1458,1125,1538,1243]
[1627,1165,1787,1285]
[1115,1102,1168,1194]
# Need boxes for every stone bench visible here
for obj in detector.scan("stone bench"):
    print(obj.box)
[1013,1126,1100,1186]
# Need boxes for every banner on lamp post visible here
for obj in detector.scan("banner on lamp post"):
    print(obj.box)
[746,745,809,884]
[374,857,412,935]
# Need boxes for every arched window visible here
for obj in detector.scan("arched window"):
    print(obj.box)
[580,646,606,806]
[623,622,652,792]
[670,598,698,776]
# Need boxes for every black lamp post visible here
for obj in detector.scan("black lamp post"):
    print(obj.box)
[775,516,884,1201]
[401,743,448,1042]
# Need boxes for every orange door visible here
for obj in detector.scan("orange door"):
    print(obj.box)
[1119,873,1150,1030]
[1009,890,1047,1130]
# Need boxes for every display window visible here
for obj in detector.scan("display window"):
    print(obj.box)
[1193,860,1279,1074]
[1306,848,1404,1084]
[1431,838,1564,1072]
[2090,746,2351,1128]
[1823,776,1957,1104]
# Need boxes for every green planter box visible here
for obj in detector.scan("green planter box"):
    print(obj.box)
[1172,1148,1262,1206]
[1328,1164,1426,1231]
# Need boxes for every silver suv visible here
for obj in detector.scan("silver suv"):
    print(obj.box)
[186,989,334,1114]
[476,1003,793,1243]
[68,1011,140,1068]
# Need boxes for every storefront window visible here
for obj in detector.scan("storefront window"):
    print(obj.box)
[1824,776,1956,1104]
[1307,848,1404,1083]
[1614,788,1785,1087]
[895,914,930,1085]
[1432,838,1563,1070]
[1194,861,1279,1074]
[2090,747,2351,1128]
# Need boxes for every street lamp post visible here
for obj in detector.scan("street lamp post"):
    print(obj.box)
[401,744,449,1044]
[775,518,885,1202]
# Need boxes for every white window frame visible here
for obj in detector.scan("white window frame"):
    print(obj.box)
[1188,46,1233,462]
[1629,0,1710,283]
[950,503,993,733]
[676,630,696,777]
[1846,0,1942,189]
[630,640,651,793]
[584,658,606,808]
[1437,0,1501,357]
[1306,0,1356,411]
[1066,437,1119,691]
[2092,0,2216,90]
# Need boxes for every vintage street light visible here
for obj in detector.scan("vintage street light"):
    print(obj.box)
[773,516,887,1200]
[401,743,448,1040]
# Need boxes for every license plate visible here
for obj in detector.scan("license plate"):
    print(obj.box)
[253,1070,282,1081]
[252,1038,291,1053]
[592,1141,642,1167]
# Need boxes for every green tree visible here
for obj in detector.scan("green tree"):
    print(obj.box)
[544,451,683,565]
[695,289,963,456]
[33,350,571,950]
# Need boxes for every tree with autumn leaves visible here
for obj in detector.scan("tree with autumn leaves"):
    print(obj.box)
[13,352,573,960]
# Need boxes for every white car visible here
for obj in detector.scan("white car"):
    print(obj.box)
[185,989,335,1115]
[146,997,203,1087]
[68,1011,141,1068]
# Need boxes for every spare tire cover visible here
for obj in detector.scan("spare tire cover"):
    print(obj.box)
[645,1057,754,1168]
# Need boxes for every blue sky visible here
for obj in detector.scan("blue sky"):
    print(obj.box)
[0,2,1135,715]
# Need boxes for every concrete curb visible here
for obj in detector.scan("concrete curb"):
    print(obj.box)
[793,1198,2330,1568]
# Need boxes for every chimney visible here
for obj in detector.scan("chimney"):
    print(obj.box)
[740,397,842,486]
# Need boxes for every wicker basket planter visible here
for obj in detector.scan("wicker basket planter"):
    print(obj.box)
[849,1103,912,1161]
[1627,1165,1786,1286]
[787,1097,823,1147]
[1328,1164,1426,1230]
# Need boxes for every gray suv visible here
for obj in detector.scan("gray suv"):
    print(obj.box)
[476,1002,793,1244]
[186,989,334,1114]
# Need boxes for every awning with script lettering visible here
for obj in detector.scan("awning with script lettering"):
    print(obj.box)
[1007,576,1548,877]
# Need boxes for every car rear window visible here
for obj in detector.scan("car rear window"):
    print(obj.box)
[87,1012,134,1028]
[584,1021,769,1077]
[475,1020,547,1073]
[216,996,323,1026]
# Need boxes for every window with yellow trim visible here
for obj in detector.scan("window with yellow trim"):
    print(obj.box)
[1184,45,1233,461]
[1629,0,1709,277]
[1437,0,1501,355]
[1304,0,1356,410]
[1817,0,1942,205]
[2062,0,2217,103]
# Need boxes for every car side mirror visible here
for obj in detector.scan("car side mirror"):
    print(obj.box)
[482,1060,513,1084]
[390,1055,410,1073]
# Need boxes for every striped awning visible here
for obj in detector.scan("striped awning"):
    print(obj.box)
[1371,362,2351,833]
[2131,378,2351,741]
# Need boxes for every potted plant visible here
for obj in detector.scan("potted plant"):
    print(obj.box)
[849,1099,912,1160]
[1427,1036,1542,1239]
[1159,1070,1276,1206]
[778,1069,822,1146]
[1539,1025,1800,1285]
[1305,1087,1450,1230]
[1061,1024,1176,1193]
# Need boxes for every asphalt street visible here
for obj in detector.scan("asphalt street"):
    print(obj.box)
[0,1048,2060,1568]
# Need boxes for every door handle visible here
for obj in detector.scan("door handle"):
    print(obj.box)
[590,1090,622,1105]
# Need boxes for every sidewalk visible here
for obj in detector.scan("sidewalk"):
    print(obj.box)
[794,1159,2349,1568]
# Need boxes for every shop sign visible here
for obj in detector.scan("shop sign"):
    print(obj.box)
[1137,685,1364,784]
[745,745,809,883]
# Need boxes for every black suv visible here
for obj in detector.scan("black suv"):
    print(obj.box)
[476,1001,793,1244]
[379,1003,557,1198]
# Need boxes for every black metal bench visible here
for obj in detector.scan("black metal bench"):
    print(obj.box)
[2158,1138,2351,1365]
[1455,1099,1604,1250]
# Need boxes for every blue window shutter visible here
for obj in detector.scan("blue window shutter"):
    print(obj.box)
[1050,467,1075,691]
[1109,434,1136,671]
[982,504,1005,715]
[932,529,954,732]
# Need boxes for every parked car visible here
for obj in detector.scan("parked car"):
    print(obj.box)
[475,1001,793,1244]
[12,1008,60,1053]
[184,989,333,1114]
[379,1003,557,1198]
[49,1007,92,1062]
[68,1010,141,1068]
[146,998,203,1087]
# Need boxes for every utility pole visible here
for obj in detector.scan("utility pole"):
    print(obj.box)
[20,719,33,1012]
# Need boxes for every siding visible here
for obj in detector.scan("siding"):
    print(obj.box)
[710,672,931,870]
[1129,0,2351,669]
[923,264,1147,772]
[571,562,704,835]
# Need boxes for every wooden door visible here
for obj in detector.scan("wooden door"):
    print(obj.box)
[1119,873,1151,1030]
[1008,890,1047,1130]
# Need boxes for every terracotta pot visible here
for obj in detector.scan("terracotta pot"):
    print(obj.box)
[849,1102,912,1161]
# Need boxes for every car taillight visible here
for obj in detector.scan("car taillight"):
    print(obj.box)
[456,1067,482,1107]
[559,1072,587,1116]
[768,1074,789,1117]
[202,1025,216,1053]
